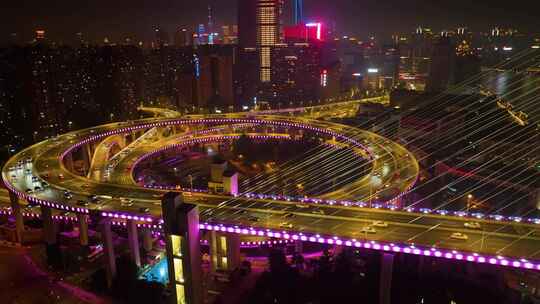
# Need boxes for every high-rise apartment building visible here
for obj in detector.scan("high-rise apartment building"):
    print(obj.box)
[175,28,191,47]
[256,0,282,82]
[270,42,323,104]
[427,37,455,92]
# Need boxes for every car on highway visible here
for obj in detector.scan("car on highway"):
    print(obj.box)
[25,188,34,194]
[372,221,388,228]
[464,222,481,229]
[311,209,325,215]
[76,200,89,207]
[279,222,293,229]
[282,213,295,219]
[361,226,377,234]
[120,198,134,207]
[139,207,150,213]
[247,216,260,222]
[63,190,73,199]
[450,232,468,240]
[58,173,65,179]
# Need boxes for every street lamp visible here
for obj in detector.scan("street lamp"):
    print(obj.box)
[188,174,193,192]
[466,194,474,213]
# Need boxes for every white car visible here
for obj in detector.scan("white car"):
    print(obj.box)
[372,221,388,228]
[279,222,293,229]
[120,198,134,207]
[361,226,377,234]
[450,232,468,240]
[464,222,481,229]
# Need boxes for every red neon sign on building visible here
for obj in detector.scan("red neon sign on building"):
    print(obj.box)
[284,22,324,42]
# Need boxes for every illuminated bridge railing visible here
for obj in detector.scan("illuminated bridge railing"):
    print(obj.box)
[3,207,539,271]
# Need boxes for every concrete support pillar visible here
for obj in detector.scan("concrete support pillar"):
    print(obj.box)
[41,206,56,245]
[88,141,95,156]
[9,191,23,243]
[333,245,344,257]
[210,232,241,272]
[210,230,218,273]
[99,219,116,288]
[77,213,89,246]
[162,193,203,304]
[294,240,303,254]
[417,255,425,278]
[64,153,75,173]
[379,253,394,304]
[79,146,88,175]
[127,220,141,267]
[81,145,91,175]
[226,234,241,271]
[142,229,153,252]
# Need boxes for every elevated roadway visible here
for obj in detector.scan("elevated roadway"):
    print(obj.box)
[3,113,540,270]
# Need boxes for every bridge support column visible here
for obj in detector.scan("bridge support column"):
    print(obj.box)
[210,230,218,273]
[77,214,89,247]
[81,145,91,175]
[532,187,540,209]
[142,228,153,252]
[41,206,57,245]
[294,240,303,254]
[9,191,23,244]
[162,192,203,304]
[379,253,394,304]
[210,231,240,272]
[99,219,116,288]
[127,220,141,267]
[85,142,93,161]
[64,153,75,173]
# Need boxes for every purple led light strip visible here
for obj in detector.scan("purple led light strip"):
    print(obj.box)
[198,222,540,271]
[4,205,537,271]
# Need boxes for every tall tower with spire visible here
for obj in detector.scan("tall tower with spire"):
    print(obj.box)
[207,5,214,33]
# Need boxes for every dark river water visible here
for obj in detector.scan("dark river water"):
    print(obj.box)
[481,71,540,124]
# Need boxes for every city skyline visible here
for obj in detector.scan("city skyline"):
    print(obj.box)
[2,0,538,45]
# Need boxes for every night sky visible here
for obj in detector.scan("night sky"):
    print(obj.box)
[2,0,538,44]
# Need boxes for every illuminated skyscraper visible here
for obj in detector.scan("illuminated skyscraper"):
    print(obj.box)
[256,0,282,82]
[208,5,214,33]
[153,26,170,47]
[175,28,191,47]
